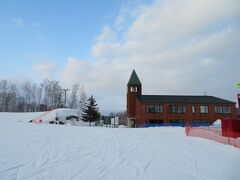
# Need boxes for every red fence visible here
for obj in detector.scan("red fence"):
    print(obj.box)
[185,126,240,148]
[221,118,240,138]
[32,109,56,124]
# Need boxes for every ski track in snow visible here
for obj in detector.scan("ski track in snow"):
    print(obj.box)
[0,112,240,180]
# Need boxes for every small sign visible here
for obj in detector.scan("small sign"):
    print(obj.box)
[115,116,119,125]
[111,118,115,125]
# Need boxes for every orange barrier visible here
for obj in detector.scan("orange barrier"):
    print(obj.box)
[185,126,240,148]
[32,109,56,124]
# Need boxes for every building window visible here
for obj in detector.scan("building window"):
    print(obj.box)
[192,120,201,124]
[214,106,222,114]
[155,105,162,113]
[192,120,210,124]
[147,119,163,124]
[130,87,138,92]
[223,106,231,114]
[214,106,231,114]
[169,105,186,113]
[200,106,208,114]
[202,120,210,124]
[170,119,184,124]
[145,105,163,113]
[146,105,154,113]
[192,106,195,113]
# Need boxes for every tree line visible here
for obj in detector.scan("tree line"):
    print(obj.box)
[0,79,87,112]
[0,78,126,125]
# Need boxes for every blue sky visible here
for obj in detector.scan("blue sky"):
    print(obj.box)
[0,0,126,75]
[0,0,240,113]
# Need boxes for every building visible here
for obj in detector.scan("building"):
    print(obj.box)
[126,70,237,127]
[236,108,240,118]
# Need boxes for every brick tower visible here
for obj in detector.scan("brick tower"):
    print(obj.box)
[127,70,142,127]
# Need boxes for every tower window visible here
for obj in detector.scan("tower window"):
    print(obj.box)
[130,87,138,92]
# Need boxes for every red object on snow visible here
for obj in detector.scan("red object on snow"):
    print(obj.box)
[221,118,240,138]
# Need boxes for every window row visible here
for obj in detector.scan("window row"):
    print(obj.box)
[169,119,210,124]
[169,105,186,113]
[145,105,163,113]
[146,119,211,125]
[145,105,231,114]
[214,106,231,114]
[169,119,184,123]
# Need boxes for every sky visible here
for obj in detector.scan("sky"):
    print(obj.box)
[0,0,240,114]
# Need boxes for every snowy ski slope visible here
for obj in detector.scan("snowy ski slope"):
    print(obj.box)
[0,112,240,180]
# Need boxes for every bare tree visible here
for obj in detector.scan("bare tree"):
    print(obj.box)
[8,84,18,112]
[51,80,62,108]
[0,80,9,112]
[0,78,87,112]
[69,84,79,109]
[36,85,43,111]
[0,80,8,111]
[41,79,51,110]
[30,83,38,112]
[17,96,25,112]
[78,86,87,116]
[22,81,32,112]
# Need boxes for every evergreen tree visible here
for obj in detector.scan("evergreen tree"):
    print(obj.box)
[81,95,101,126]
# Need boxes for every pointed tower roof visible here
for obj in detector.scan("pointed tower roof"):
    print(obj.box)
[128,70,141,85]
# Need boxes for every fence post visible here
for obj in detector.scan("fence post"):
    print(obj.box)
[227,127,230,145]
[185,126,189,136]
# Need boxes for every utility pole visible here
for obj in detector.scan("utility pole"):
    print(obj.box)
[61,88,70,108]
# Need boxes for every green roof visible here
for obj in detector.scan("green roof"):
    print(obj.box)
[128,70,141,85]
[137,95,235,104]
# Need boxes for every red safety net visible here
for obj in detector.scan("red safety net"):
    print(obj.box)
[32,109,56,124]
[185,126,240,148]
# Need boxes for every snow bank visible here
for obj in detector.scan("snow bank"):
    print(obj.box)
[211,119,221,128]
[0,112,240,180]
[32,108,88,126]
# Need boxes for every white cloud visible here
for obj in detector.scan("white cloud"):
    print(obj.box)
[13,18,24,28]
[60,57,130,113]
[33,62,58,80]
[95,25,115,42]
[51,0,240,113]
[114,6,139,31]
[61,57,90,87]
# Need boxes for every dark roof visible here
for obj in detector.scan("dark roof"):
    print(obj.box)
[137,95,235,104]
[128,70,141,85]
[66,115,79,120]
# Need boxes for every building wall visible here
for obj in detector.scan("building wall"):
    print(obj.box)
[135,99,237,126]
[127,84,141,118]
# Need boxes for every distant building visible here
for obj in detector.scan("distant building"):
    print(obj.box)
[236,108,240,118]
[126,70,237,127]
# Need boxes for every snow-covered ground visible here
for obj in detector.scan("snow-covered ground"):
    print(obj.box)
[211,119,222,128]
[0,112,240,180]
[32,108,88,126]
